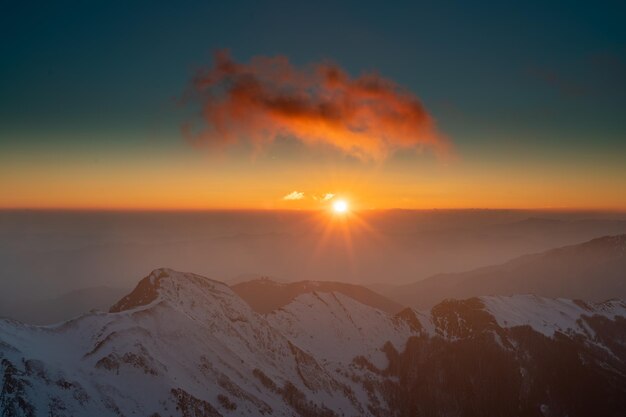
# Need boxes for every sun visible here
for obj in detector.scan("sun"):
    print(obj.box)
[332,200,349,214]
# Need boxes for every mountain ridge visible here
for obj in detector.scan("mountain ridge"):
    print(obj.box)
[1,268,625,416]
[376,234,626,309]
[231,278,404,314]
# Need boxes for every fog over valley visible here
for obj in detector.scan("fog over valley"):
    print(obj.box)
[2,209,625,324]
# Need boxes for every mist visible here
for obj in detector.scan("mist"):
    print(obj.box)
[2,209,626,322]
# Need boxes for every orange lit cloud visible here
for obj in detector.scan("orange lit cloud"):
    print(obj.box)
[311,193,335,202]
[184,50,449,161]
[283,191,305,200]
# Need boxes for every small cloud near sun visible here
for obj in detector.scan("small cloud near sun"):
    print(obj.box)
[283,191,305,200]
[313,193,335,201]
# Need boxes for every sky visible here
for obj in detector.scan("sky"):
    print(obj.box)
[1,0,625,210]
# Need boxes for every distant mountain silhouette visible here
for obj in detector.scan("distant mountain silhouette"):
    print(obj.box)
[232,278,404,314]
[377,234,626,309]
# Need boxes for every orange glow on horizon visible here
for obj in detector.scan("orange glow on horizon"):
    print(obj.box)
[2,143,626,212]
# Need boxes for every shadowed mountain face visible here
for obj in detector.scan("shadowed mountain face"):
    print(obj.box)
[376,235,626,309]
[231,278,404,314]
[1,268,625,417]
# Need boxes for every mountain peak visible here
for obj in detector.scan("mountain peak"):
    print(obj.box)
[109,268,224,313]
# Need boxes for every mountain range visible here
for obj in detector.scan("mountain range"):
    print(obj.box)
[374,234,626,309]
[1,267,625,416]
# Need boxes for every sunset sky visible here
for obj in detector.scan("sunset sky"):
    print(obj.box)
[2,1,626,210]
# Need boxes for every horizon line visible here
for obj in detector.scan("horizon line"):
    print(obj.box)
[2,207,626,214]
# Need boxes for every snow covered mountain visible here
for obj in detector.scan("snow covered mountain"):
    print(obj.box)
[1,268,626,416]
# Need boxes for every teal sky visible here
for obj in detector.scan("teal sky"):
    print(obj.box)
[1,1,625,209]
